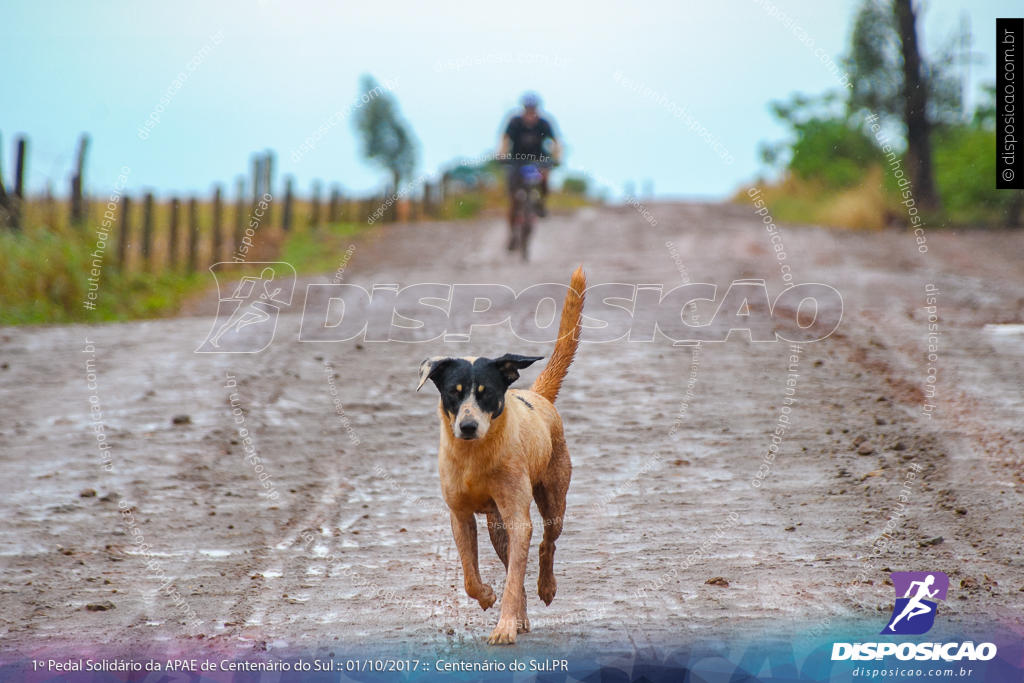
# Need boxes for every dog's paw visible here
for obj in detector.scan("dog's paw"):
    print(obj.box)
[517,614,531,634]
[487,617,519,645]
[476,584,496,611]
[538,573,557,605]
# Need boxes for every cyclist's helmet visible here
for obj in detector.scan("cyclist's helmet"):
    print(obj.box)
[520,92,541,109]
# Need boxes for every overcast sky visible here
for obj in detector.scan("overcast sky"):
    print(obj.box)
[0,0,1014,201]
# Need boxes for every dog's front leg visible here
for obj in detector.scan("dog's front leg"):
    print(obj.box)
[450,510,496,610]
[487,505,532,645]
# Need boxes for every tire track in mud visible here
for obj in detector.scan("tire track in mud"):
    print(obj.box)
[824,312,1023,626]
[211,336,350,641]
[217,323,458,647]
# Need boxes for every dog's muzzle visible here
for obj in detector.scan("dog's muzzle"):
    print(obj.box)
[457,419,479,439]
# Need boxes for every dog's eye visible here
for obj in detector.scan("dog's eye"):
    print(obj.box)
[447,387,460,398]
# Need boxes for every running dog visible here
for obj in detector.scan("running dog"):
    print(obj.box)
[416,266,585,645]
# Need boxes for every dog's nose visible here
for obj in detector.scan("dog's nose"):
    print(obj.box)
[459,420,478,437]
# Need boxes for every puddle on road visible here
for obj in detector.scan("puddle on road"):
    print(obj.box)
[984,324,1024,335]
[983,325,1024,357]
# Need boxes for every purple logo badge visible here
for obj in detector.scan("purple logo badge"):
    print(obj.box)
[882,571,949,635]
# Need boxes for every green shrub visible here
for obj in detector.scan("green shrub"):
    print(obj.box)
[932,126,1002,223]
[788,118,884,189]
[764,94,884,190]
[757,89,1014,227]
[562,176,588,195]
[453,195,483,219]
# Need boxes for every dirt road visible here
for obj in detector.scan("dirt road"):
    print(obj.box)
[2,203,1023,661]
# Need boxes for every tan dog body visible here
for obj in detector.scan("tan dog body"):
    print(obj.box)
[419,266,585,645]
[438,389,558,508]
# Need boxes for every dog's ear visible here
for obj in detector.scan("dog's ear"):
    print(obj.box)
[417,357,455,392]
[491,354,544,386]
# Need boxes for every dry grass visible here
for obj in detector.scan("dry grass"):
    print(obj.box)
[737,167,899,231]
[1,185,594,325]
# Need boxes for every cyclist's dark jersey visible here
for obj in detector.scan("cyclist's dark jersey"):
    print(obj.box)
[505,116,556,162]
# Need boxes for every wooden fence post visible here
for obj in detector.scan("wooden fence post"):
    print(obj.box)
[252,155,263,219]
[263,151,274,227]
[212,185,223,263]
[328,186,339,223]
[118,195,131,270]
[44,181,57,230]
[11,136,26,230]
[188,197,199,273]
[142,193,154,270]
[234,177,245,258]
[168,197,180,270]
[282,176,293,232]
[0,132,8,228]
[70,134,89,227]
[310,180,321,228]
[14,137,25,200]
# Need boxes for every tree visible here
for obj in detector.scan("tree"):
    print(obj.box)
[352,75,417,192]
[760,4,1006,226]
[894,0,938,210]
[846,0,903,118]
[761,92,884,190]
[845,0,965,210]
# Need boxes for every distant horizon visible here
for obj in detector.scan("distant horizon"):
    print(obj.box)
[10,179,733,205]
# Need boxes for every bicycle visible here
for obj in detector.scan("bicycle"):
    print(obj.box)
[505,161,549,261]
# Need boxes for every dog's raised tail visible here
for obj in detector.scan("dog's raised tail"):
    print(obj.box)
[531,265,586,404]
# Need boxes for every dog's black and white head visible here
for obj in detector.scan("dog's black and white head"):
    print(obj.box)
[417,354,543,440]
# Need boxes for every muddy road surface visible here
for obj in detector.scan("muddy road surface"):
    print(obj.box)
[2,203,1023,661]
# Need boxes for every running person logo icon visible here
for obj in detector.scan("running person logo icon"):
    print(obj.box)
[197,262,296,353]
[882,571,949,635]
[209,268,281,347]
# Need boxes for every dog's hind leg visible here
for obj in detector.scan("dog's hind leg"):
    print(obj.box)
[485,511,509,568]
[486,511,530,634]
[450,510,496,610]
[535,436,571,606]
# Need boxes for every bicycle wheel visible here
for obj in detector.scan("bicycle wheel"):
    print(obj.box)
[510,189,529,256]
[519,199,533,261]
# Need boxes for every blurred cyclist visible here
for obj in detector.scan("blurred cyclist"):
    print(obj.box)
[499,92,561,217]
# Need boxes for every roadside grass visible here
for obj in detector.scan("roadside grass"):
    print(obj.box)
[279,221,362,275]
[1,189,594,327]
[0,221,367,326]
[0,224,209,326]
